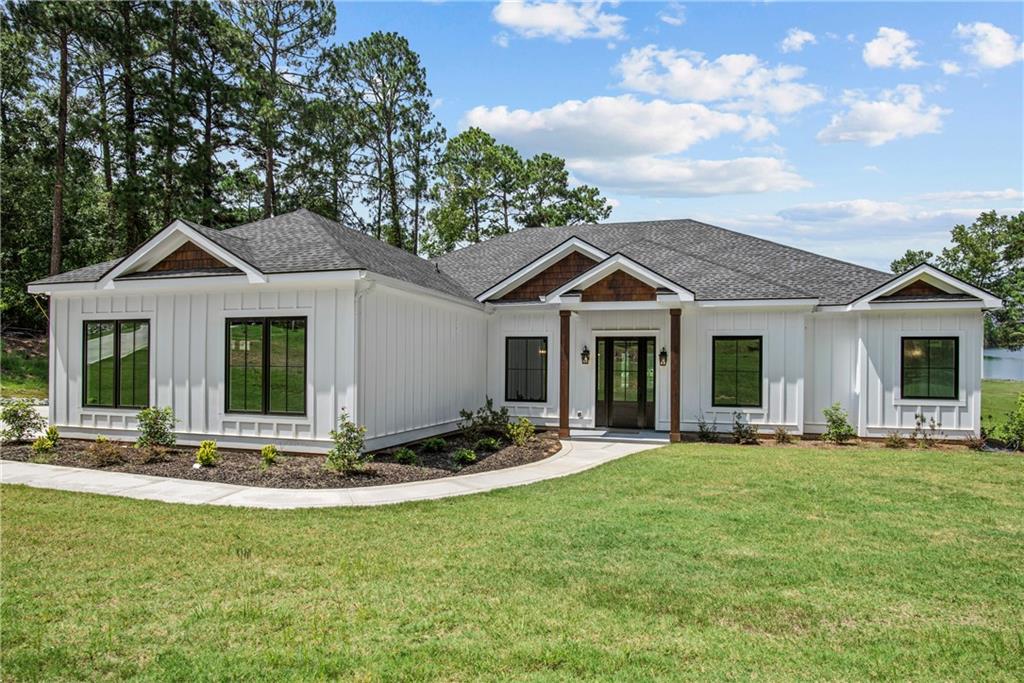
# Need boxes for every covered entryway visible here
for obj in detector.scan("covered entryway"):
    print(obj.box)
[595,337,656,429]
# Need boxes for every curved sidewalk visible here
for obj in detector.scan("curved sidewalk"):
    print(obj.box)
[0,439,657,509]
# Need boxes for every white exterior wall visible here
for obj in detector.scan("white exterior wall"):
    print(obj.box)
[804,310,984,437]
[48,284,358,451]
[356,284,488,449]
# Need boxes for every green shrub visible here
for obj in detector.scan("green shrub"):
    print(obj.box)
[393,446,418,465]
[195,440,220,467]
[453,448,477,466]
[821,403,856,444]
[0,399,46,442]
[30,425,60,458]
[260,444,280,470]
[884,431,908,449]
[421,437,447,453]
[325,410,370,472]
[459,397,509,439]
[136,406,177,448]
[731,413,759,445]
[474,436,501,452]
[86,435,124,467]
[998,393,1024,451]
[910,413,943,449]
[696,413,718,443]
[506,417,535,446]
[773,426,793,444]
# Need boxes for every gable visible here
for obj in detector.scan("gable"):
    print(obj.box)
[873,278,977,302]
[496,251,598,302]
[145,241,235,273]
[581,270,657,302]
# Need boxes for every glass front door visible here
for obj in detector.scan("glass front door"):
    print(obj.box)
[595,337,655,429]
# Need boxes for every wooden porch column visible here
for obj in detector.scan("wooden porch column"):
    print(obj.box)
[670,308,681,442]
[559,310,571,437]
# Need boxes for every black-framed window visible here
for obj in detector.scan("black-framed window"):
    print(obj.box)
[901,337,958,400]
[712,336,762,407]
[505,337,547,402]
[83,320,150,408]
[226,317,307,415]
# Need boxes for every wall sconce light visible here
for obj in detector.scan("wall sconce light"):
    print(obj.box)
[581,345,591,364]
[659,346,668,366]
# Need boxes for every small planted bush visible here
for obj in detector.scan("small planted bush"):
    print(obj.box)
[821,403,856,444]
[474,436,500,452]
[910,413,943,449]
[421,437,447,453]
[884,431,908,449]
[260,444,280,470]
[696,413,718,443]
[459,397,509,439]
[325,410,370,472]
[506,417,535,446]
[136,406,177,448]
[195,440,220,467]
[86,435,124,467]
[453,448,477,466]
[393,446,418,465]
[997,394,1024,451]
[773,426,793,445]
[30,426,60,459]
[731,413,759,445]
[0,399,46,442]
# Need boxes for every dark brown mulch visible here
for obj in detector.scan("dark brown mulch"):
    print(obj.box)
[2,430,562,489]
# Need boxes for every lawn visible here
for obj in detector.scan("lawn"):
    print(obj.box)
[983,379,1023,431]
[3,444,1022,680]
[0,338,48,400]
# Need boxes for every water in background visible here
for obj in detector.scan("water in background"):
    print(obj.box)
[984,348,1024,381]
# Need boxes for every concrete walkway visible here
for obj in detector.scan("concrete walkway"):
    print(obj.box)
[0,438,658,509]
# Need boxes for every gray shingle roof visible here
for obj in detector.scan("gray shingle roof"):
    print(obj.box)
[434,219,893,305]
[30,209,471,300]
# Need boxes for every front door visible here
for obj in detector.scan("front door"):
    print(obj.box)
[595,337,655,429]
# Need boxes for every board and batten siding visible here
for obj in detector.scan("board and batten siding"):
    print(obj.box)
[803,313,859,432]
[356,284,487,449]
[47,284,357,451]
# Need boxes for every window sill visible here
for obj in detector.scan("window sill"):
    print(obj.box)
[893,398,966,408]
[221,412,311,423]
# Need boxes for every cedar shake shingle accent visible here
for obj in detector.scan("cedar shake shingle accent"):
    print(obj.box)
[496,251,598,301]
[149,241,230,272]
[885,279,946,297]
[581,270,656,302]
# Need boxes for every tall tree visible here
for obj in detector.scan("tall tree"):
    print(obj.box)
[221,0,334,219]
[516,153,612,228]
[890,249,934,275]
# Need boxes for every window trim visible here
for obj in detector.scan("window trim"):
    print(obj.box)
[82,319,151,409]
[504,336,548,403]
[710,335,763,408]
[900,336,959,400]
[224,316,308,416]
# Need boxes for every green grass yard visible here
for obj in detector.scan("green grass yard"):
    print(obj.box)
[983,379,1023,431]
[2,444,1022,680]
[0,339,48,400]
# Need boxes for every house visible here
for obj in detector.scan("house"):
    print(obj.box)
[28,208,1002,451]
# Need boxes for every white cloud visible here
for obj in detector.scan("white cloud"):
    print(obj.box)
[616,45,823,114]
[914,188,1023,202]
[862,27,923,69]
[658,1,685,26]
[463,95,765,158]
[939,60,961,75]
[954,22,1024,69]
[816,85,949,146]
[570,156,810,196]
[493,32,510,48]
[780,28,816,53]
[491,0,626,42]
[863,165,883,173]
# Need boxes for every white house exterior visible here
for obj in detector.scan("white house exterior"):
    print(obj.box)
[28,209,1001,450]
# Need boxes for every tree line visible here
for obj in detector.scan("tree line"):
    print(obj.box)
[1,1,612,330]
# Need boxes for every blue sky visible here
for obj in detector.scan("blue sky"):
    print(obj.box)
[335,2,1023,270]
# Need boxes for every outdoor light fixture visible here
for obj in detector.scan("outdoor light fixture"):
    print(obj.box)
[581,345,591,364]
[659,346,668,366]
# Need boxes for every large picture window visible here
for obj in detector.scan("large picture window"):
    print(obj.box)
[226,317,307,415]
[83,320,150,408]
[712,336,762,407]
[901,337,958,400]
[505,337,547,402]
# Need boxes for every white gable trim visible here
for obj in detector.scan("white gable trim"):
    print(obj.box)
[846,263,1001,311]
[98,220,266,288]
[476,236,609,302]
[544,253,695,303]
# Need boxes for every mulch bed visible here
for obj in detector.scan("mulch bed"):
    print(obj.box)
[2,430,562,489]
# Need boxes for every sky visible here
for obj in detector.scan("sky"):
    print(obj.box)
[334,1,1023,271]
